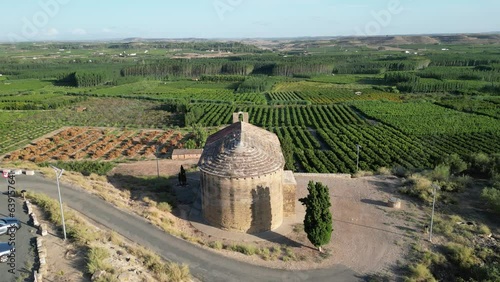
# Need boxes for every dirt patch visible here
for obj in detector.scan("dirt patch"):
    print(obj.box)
[294,175,425,274]
[111,159,199,177]
[180,174,425,276]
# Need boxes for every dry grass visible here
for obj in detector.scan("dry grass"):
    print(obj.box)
[353,170,374,178]
[26,192,191,282]
[107,231,123,246]
[377,167,392,176]
[406,263,436,282]
[400,174,434,203]
[1,161,41,171]
[208,241,223,250]
[227,244,258,256]
[126,245,191,282]
[477,224,491,235]
[87,246,113,274]
[157,202,172,213]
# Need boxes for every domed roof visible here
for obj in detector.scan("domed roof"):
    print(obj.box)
[198,121,285,178]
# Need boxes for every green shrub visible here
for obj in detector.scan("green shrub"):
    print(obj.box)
[406,263,437,282]
[481,187,500,213]
[426,251,446,266]
[392,165,409,177]
[445,243,479,270]
[441,153,467,175]
[454,175,472,191]
[257,247,271,260]
[478,263,500,282]
[476,247,495,261]
[66,222,100,245]
[477,224,491,235]
[430,164,450,181]
[245,244,257,255]
[231,244,257,255]
[283,247,297,261]
[466,152,492,177]
[27,192,64,223]
[400,174,434,202]
[208,241,223,250]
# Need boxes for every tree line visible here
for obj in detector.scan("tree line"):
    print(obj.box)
[58,71,108,87]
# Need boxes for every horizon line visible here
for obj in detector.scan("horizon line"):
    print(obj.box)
[1,31,499,44]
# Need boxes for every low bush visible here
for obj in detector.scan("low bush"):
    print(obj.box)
[257,247,271,260]
[157,202,172,213]
[282,247,297,261]
[392,165,409,177]
[444,243,479,270]
[230,244,257,256]
[405,263,437,282]
[87,246,112,274]
[208,241,223,250]
[165,263,191,282]
[429,164,450,182]
[400,174,434,203]
[477,224,491,235]
[377,167,392,176]
[481,187,500,213]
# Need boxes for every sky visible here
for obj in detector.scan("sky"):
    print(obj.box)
[1,0,499,42]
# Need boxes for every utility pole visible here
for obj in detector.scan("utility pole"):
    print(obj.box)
[156,145,161,179]
[50,165,67,241]
[356,144,362,172]
[429,183,440,243]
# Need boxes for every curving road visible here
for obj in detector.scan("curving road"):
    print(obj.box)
[14,173,360,282]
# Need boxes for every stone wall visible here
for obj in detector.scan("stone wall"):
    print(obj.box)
[201,170,283,233]
[171,153,202,160]
[282,170,297,217]
[171,149,203,160]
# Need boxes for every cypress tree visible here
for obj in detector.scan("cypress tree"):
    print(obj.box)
[299,181,333,252]
[180,165,187,186]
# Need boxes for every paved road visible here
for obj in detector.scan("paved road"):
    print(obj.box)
[1,176,38,281]
[13,173,360,282]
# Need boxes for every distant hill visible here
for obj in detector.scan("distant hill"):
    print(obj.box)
[291,34,500,46]
[119,33,500,51]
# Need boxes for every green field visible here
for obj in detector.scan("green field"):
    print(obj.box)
[0,40,498,173]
